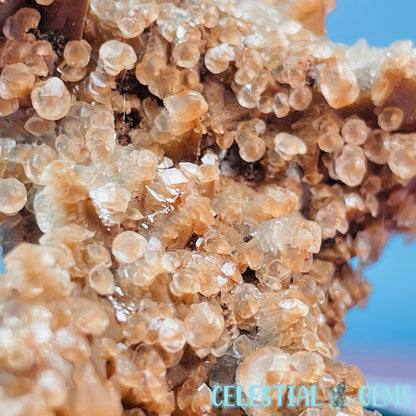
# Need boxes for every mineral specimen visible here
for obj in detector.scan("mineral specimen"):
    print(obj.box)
[0,0,415,415]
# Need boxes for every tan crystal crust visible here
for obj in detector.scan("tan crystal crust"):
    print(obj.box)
[0,1,415,415]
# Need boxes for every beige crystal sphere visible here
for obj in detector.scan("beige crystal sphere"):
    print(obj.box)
[37,369,67,408]
[99,40,137,76]
[378,107,404,131]
[238,346,293,394]
[31,77,71,120]
[158,318,186,353]
[0,63,35,100]
[342,118,368,145]
[0,97,18,116]
[320,59,360,109]
[71,298,109,336]
[388,138,416,180]
[274,133,307,159]
[335,144,367,186]
[205,44,234,74]
[184,303,224,349]
[0,178,27,214]
[112,231,148,263]
[63,40,92,68]
[273,92,290,118]
[164,90,208,123]
[288,86,313,111]
[173,42,200,68]
[88,265,115,295]
[238,134,266,163]
[318,132,344,152]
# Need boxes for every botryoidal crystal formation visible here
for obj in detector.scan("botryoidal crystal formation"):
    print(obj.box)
[0,0,415,415]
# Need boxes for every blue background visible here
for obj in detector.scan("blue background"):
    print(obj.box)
[326,1,416,411]
[327,0,416,48]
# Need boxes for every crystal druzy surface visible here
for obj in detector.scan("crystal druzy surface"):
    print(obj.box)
[0,0,415,415]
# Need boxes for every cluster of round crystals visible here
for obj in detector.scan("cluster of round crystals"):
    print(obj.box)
[0,8,61,117]
[58,40,92,82]
[0,177,27,214]
[91,0,159,39]
[0,1,416,416]
[234,119,267,162]
[31,77,72,120]
[86,40,138,104]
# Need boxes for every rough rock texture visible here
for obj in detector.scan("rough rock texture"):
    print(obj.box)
[0,1,414,415]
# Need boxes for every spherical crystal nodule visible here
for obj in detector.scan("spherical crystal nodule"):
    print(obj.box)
[0,178,27,214]
[31,77,71,120]
[99,40,137,76]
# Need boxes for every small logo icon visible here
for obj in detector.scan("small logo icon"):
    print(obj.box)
[328,382,347,409]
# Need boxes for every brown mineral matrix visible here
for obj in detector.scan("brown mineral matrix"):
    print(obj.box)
[0,0,88,40]
[0,1,415,416]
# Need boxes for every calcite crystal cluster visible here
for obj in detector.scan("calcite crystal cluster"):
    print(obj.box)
[0,0,415,415]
